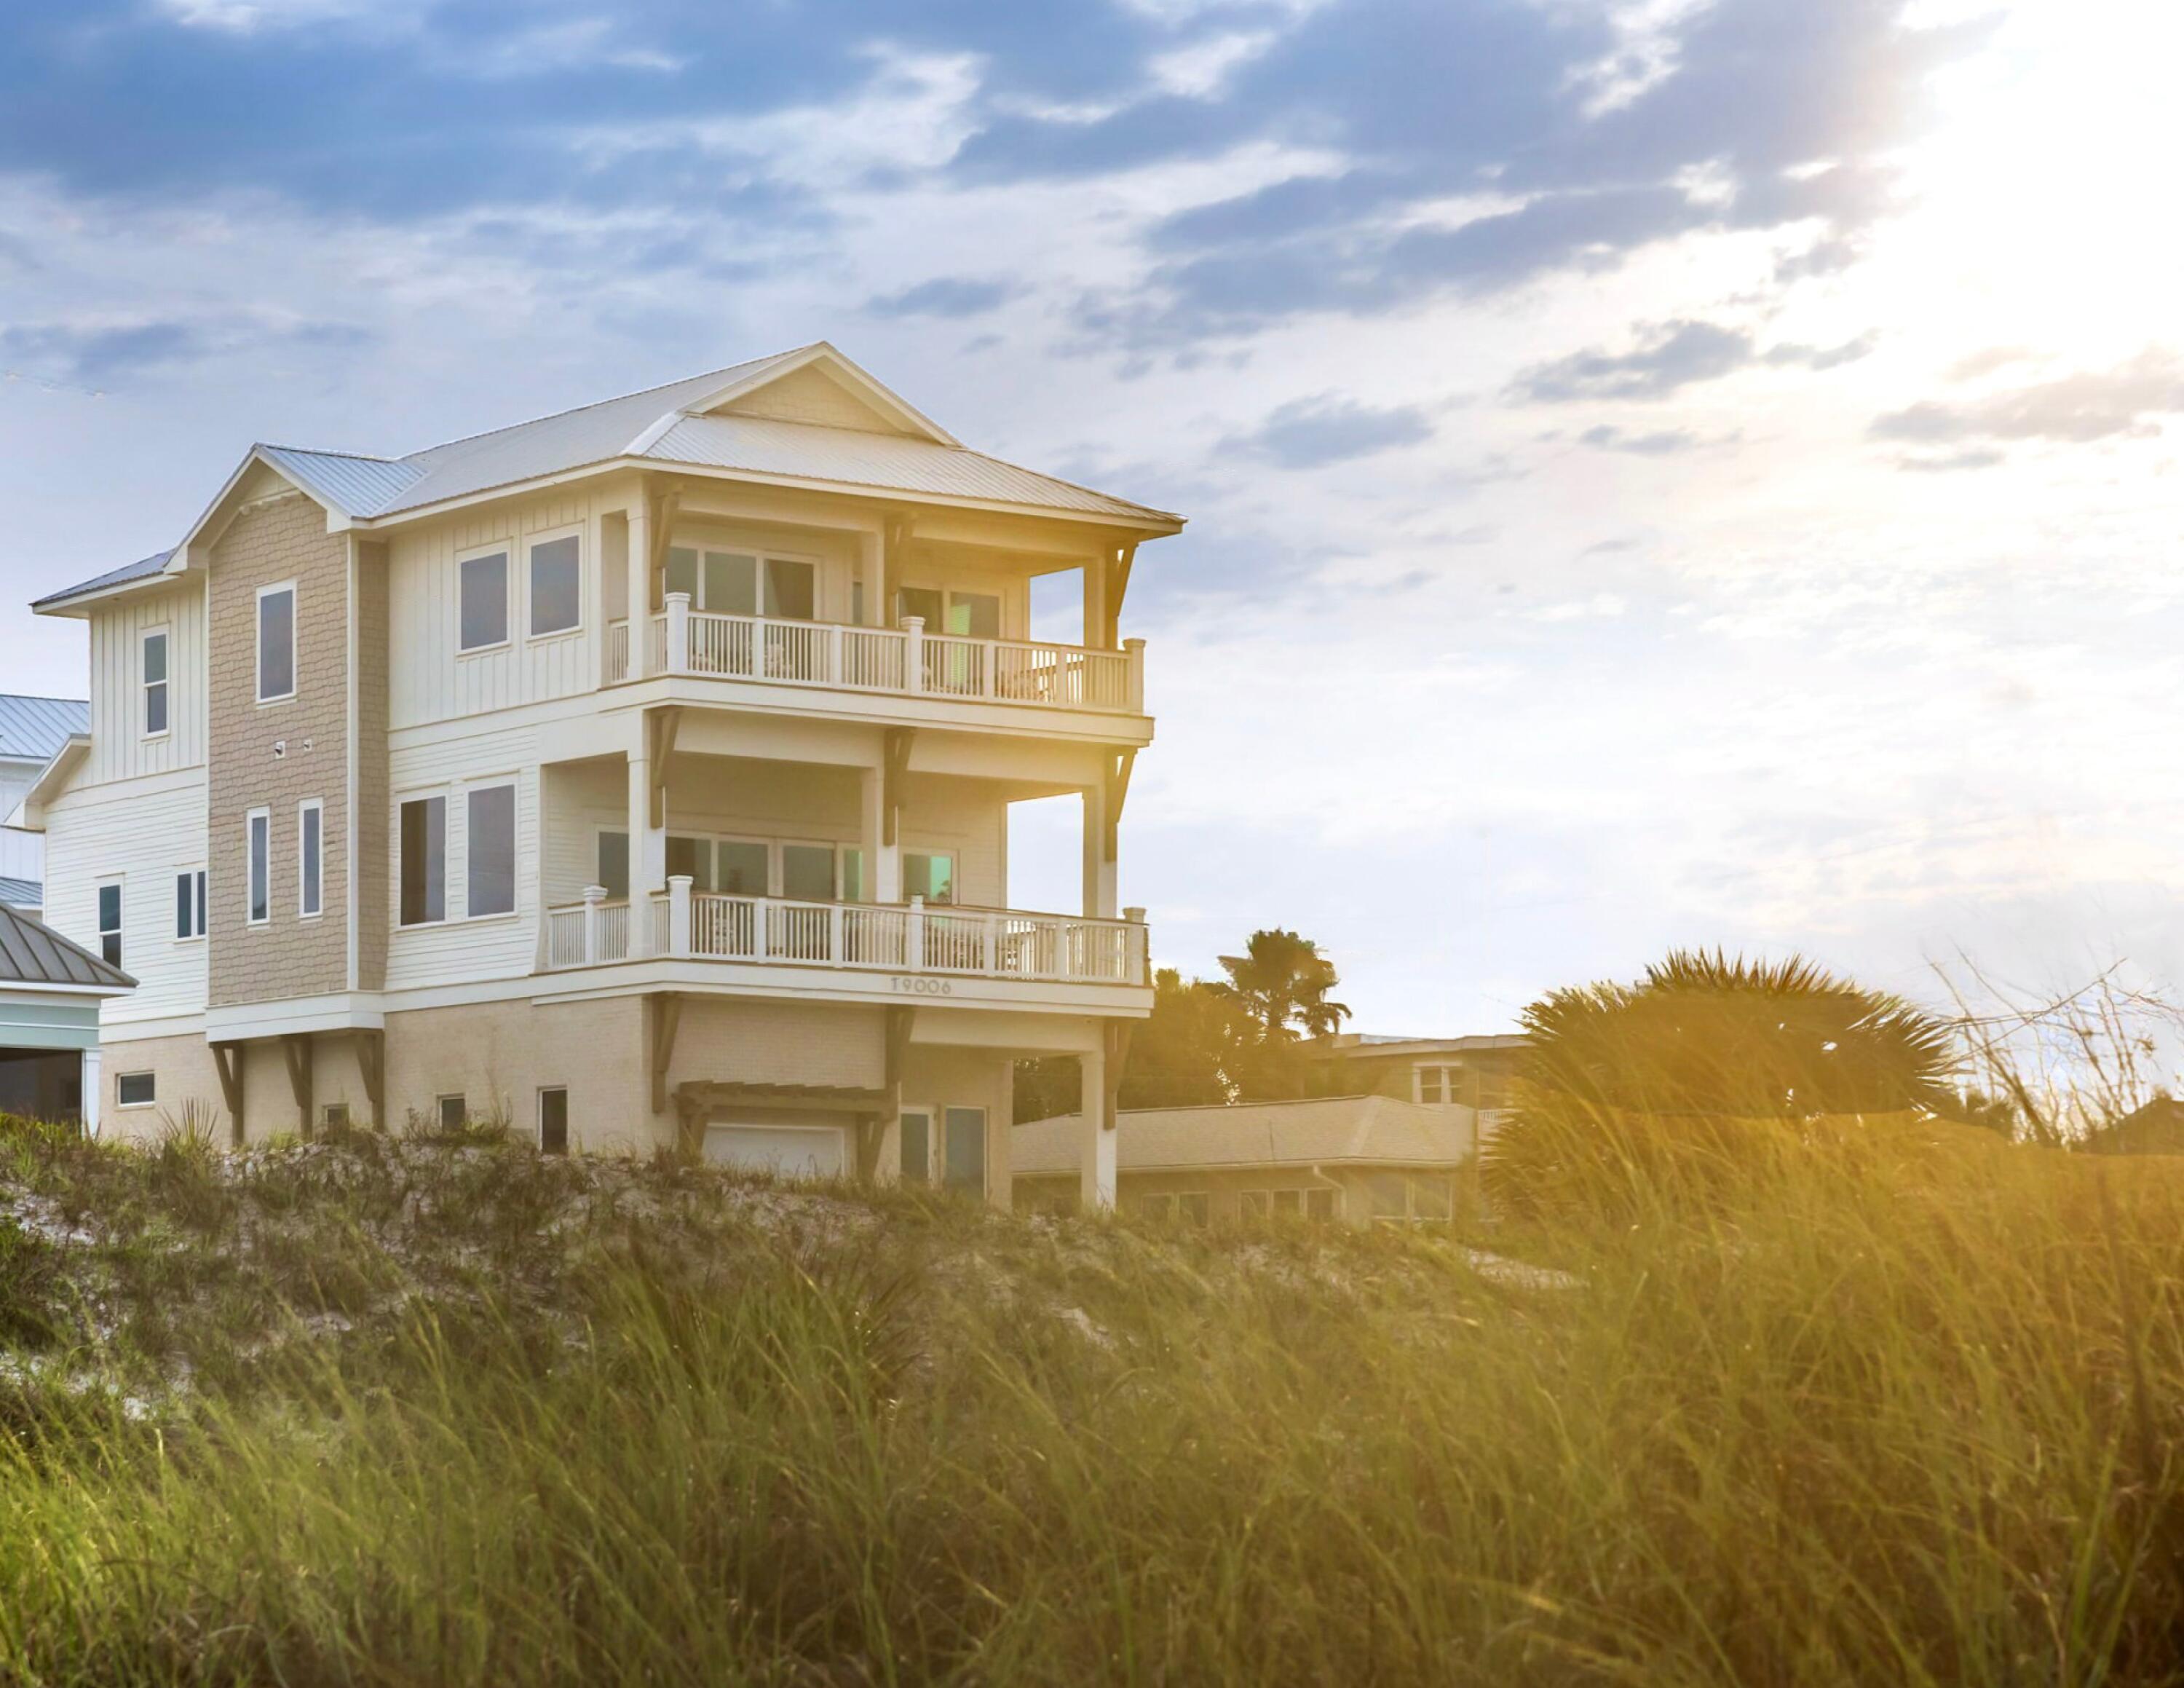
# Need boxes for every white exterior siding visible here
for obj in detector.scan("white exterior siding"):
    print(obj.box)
[41,770,209,1027]
[384,725,542,990]
[84,581,206,786]
[0,761,40,881]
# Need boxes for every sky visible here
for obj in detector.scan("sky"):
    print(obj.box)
[2,0,2181,1036]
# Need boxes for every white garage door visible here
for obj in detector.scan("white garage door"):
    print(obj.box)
[703,1122,847,1180]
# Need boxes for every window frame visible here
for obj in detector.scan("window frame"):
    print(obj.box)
[245,808,271,926]
[594,828,630,901]
[397,791,448,928]
[463,779,519,921]
[898,1106,933,1183]
[255,582,297,704]
[116,1070,157,1108]
[174,867,207,942]
[437,1095,468,1132]
[538,1086,569,1155]
[525,527,585,641]
[96,878,122,967]
[664,535,823,620]
[141,627,170,739]
[297,799,324,920]
[899,581,1008,639]
[456,542,513,655]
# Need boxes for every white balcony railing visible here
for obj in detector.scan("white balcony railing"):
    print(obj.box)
[538,883,1147,987]
[630,597,1144,714]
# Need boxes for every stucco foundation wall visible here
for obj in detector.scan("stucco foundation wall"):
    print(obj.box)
[668,997,885,1094]
[98,1031,226,1145]
[384,997,652,1154]
[901,1045,1014,1208]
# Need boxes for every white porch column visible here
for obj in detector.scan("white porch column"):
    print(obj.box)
[1080,1041,1115,1211]
[861,765,902,904]
[627,498,653,676]
[627,745,663,956]
[582,883,606,965]
[668,874,693,957]
[665,591,691,674]
[1082,553,1109,650]
[81,1047,101,1139]
[857,529,885,626]
[1081,781,1117,920]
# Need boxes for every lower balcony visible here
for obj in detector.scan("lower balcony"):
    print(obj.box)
[539,886,1148,990]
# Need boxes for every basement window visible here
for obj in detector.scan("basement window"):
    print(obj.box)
[117,1071,155,1107]
[437,1095,467,1132]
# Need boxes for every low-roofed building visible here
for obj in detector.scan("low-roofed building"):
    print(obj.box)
[0,901,135,1129]
[1013,1093,1480,1226]
[1307,1030,1528,1109]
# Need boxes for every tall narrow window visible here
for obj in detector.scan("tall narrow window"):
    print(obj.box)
[943,1107,986,1195]
[466,784,515,918]
[298,800,323,918]
[898,1110,931,1183]
[538,1087,569,1155]
[97,881,122,966]
[257,586,295,701]
[174,869,205,939]
[528,535,581,636]
[400,795,446,926]
[246,809,270,925]
[459,551,510,651]
[142,630,169,736]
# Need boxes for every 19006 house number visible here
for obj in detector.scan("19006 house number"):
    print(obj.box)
[890,976,954,995]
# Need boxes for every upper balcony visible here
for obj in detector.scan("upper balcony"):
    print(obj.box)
[607,596,1144,721]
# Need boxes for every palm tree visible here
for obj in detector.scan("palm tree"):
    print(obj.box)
[1214,929,1353,1044]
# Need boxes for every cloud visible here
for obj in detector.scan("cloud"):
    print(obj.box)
[0,313,371,386]
[1226,393,1434,469]
[865,276,1021,319]
[1870,351,2184,447]
[1514,319,1875,402]
[1578,424,1703,455]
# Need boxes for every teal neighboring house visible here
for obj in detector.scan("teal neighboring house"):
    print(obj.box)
[0,901,133,1130]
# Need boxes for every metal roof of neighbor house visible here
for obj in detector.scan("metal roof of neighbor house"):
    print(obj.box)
[35,344,1179,611]
[28,553,173,613]
[0,902,133,991]
[0,695,90,762]
[0,877,41,910]
[1012,1094,1473,1179]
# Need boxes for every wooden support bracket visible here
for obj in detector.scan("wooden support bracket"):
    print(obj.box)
[1104,543,1137,648]
[355,1029,384,1132]
[650,993,682,1116]
[647,706,682,829]
[1102,1021,1133,1132]
[882,513,914,620]
[882,727,915,848]
[1104,749,1136,864]
[646,481,683,612]
[282,1034,314,1139]
[210,1041,246,1148]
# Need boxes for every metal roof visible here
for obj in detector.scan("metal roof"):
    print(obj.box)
[35,344,1180,608]
[0,695,90,762]
[0,902,133,991]
[1013,1095,1473,1178]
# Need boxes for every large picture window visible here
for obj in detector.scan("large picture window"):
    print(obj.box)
[459,550,510,651]
[467,784,516,918]
[257,585,296,702]
[399,795,446,926]
[664,546,815,620]
[142,630,169,736]
[528,535,581,637]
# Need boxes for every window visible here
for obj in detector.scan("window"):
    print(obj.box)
[898,586,999,637]
[1416,1064,1461,1105]
[97,881,122,966]
[898,1110,931,1183]
[320,1103,349,1130]
[298,800,323,918]
[665,834,713,891]
[663,545,816,620]
[781,843,836,903]
[174,869,206,939]
[459,550,510,651]
[904,852,955,905]
[528,535,581,637]
[943,1107,986,1194]
[839,848,866,903]
[597,831,629,900]
[1273,1189,1302,1216]
[717,840,769,896]
[1307,1188,1337,1222]
[538,1087,569,1155]
[257,585,295,702]
[1240,1191,1268,1222]
[438,1095,467,1131]
[466,784,516,918]
[116,1071,155,1107]
[1179,1192,1211,1226]
[399,795,446,925]
[246,809,270,925]
[142,630,169,736]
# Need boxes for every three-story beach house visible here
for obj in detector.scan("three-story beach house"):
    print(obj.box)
[12,345,1178,1207]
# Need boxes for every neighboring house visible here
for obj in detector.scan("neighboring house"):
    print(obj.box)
[1013,1094,1480,1226]
[0,693,92,913]
[2081,1097,2184,1155]
[0,901,134,1128]
[1309,1030,1528,1114]
[17,343,1179,1205]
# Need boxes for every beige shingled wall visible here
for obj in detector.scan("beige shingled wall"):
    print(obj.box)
[207,492,350,1008]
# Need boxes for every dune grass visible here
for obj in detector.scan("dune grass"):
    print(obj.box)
[3,1116,2183,1684]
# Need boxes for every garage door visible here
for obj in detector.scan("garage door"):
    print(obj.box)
[703,1122,847,1180]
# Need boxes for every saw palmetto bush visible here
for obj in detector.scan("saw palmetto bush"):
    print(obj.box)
[1485,949,1959,1223]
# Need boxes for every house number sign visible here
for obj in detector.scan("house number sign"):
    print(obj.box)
[890,977,954,995]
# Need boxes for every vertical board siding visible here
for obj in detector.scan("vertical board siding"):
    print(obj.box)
[86,581,207,784]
